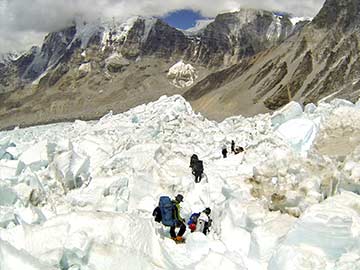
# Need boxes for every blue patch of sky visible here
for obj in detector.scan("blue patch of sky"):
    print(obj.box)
[273,11,290,17]
[162,9,208,30]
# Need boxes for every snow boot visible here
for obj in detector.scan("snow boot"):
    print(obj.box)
[173,236,185,243]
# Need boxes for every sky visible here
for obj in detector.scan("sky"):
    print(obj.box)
[163,9,208,30]
[0,0,326,55]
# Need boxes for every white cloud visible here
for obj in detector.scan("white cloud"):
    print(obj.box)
[0,0,325,54]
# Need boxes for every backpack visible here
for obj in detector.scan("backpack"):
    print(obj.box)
[194,160,203,173]
[159,196,176,227]
[187,212,200,225]
[190,154,198,168]
[152,206,162,223]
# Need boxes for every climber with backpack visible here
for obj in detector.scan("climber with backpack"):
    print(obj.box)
[192,159,204,183]
[187,212,200,232]
[189,154,198,170]
[152,194,186,243]
[187,207,212,235]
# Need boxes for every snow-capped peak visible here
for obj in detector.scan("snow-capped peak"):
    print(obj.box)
[290,16,312,26]
[0,51,22,64]
[100,16,139,49]
[100,16,157,51]
[183,19,214,34]
[72,18,103,49]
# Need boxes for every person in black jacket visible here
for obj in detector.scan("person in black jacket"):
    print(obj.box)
[192,160,204,183]
[222,147,228,158]
[231,140,235,153]
[189,154,198,170]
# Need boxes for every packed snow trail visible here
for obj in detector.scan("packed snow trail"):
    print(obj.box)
[0,95,360,269]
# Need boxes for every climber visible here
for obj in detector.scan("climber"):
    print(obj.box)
[189,154,198,170]
[234,146,244,154]
[152,194,186,243]
[170,194,186,242]
[231,140,235,153]
[192,159,204,183]
[222,146,228,158]
[187,207,212,235]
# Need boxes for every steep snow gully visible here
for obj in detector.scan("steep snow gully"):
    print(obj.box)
[0,95,359,270]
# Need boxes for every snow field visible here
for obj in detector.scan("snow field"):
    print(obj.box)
[0,95,359,269]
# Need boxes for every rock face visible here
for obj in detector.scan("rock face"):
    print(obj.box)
[17,26,78,81]
[186,9,292,66]
[183,0,360,119]
[311,0,360,31]
[120,10,292,65]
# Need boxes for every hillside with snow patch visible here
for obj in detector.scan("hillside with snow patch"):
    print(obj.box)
[0,95,359,269]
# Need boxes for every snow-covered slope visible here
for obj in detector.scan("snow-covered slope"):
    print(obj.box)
[0,52,21,64]
[183,19,215,34]
[0,95,359,269]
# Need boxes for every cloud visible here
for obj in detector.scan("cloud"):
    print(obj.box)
[0,0,325,54]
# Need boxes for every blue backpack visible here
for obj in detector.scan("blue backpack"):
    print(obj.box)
[188,212,200,225]
[159,196,176,227]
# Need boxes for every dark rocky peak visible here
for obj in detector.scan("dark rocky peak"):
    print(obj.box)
[312,0,360,31]
[41,26,77,66]
[213,9,272,28]
[121,17,189,58]
[121,9,293,65]
[121,17,158,47]
[187,8,293,66]
[15,26,77,80]
[208,9,292,35]
[141,19,188,57]
[14,46,40,78]
[14,19,106,81]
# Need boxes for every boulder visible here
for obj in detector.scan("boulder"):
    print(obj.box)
[78,63,91,79]
[105,53,130,73]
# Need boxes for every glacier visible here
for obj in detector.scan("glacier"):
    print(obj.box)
[0,95,359,270]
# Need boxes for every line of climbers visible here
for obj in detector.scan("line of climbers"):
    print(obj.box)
[152,140,244,243]
[153,194,212,243]
[190,141,245,183]
[222,140,244,158]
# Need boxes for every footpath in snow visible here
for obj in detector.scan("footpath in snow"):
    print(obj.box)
[0,95,359,270]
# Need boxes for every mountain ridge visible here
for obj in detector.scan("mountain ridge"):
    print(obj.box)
[183,0,360,120]
[0,8,295,130]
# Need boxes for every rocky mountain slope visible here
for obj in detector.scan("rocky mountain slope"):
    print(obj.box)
[184,0,360,120]
[0,9,294,129]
